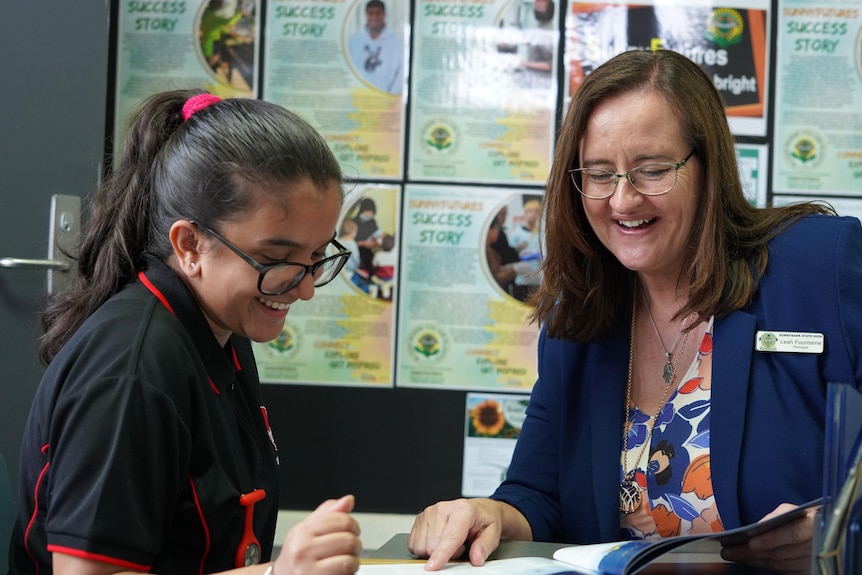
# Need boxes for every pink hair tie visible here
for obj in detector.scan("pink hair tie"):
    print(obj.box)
[182,94,222,121]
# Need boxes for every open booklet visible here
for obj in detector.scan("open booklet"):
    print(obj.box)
[550,498,821,575]
[358,500,820,575]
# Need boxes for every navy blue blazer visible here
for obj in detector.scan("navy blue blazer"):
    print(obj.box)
[493,215,862,544]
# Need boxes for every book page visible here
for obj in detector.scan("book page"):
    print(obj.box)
[359,557,576,575]
[552,499,821,575]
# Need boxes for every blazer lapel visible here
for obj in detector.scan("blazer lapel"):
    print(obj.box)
[588,326,630,540]
[712,310,757,529]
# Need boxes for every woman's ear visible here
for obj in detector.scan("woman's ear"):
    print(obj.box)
[170,220,202,276]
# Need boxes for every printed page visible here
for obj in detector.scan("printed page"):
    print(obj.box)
[359,557,578,575]
[552,499,821,575]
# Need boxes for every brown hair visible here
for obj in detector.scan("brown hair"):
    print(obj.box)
[531,50,833,341]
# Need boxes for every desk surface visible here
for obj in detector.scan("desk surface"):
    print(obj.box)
[369,534,782,575]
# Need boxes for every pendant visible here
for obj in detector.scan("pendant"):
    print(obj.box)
[619,471,641,514]
[662,353,674,385]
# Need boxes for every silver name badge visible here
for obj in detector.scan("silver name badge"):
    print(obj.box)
[755,331,824,354]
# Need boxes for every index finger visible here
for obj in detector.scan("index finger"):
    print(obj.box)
[424,513,477,571]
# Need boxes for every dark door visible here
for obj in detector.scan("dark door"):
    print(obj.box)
[0,3,109,488]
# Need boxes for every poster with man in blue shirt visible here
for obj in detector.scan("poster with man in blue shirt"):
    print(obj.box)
[347,0,404,94]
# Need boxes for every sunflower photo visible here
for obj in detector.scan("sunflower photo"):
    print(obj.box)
[467,396,528,439]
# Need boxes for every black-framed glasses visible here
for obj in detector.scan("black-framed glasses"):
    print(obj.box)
[568,151,696,199]
[193,222,351,296]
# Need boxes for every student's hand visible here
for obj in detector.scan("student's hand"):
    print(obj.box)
[407,498,531,571]
[275,495,362,575]
[720,503,818,575]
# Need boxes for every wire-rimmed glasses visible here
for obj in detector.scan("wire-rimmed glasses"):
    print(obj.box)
[193,222,351,296]
[568,151,696,199]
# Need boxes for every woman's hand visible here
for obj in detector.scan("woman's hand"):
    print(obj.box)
[720,503,818,575]
[407,498,531,571]
[274,494,362,575]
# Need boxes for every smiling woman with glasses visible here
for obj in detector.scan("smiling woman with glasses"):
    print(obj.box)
[193,222,351,295]
[407,49,860,575]
[13,90,364,575]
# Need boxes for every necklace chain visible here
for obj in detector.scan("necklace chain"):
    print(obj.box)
[641,292,686,385]
[620,286,693,514]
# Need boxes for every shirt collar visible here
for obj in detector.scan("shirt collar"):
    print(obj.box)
[139,255,242,393]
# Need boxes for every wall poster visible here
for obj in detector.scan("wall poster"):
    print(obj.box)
[396,185,542,391]
[564,0,771,137]
[252,184,400,387]
[114,0,259,147]
[462,393,529,497]
[263,0,409,180]
[773,0,862,195]
[408,0,559,183]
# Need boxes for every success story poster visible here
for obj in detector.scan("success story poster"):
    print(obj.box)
[773,0,862,195]
[114,0,258,149]
[408,0,559,183]
[263,0,409,180]
[396,185,542,391]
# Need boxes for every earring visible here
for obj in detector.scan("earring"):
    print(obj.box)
[190,262,196,268]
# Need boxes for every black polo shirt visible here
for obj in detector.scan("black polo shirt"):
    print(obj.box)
[10,257,280,575]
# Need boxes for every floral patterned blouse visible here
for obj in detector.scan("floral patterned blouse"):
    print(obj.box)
[621,316,723,539]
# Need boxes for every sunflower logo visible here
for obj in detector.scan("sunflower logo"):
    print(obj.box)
[408,325,448,363]
[785,130,825,168]
[427,125,453,151]
[791,137,817,163]
[415,332,440,356]
[421,120,459,155]
[705,8,744,48]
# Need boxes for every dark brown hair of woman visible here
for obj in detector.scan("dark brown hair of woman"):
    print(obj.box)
[530,49,834,341]
[39,89,343,364]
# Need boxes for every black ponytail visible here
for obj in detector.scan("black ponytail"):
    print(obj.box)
[39,90,196,364]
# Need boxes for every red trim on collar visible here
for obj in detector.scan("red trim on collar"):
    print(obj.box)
[138,270,176,315]
[138,271,221,396]
[231,346,243,371]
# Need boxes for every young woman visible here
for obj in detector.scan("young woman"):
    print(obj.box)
[10,90,361,575]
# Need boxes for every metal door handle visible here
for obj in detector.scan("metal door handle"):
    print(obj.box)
[0,257,70,271]
[0,194,80,295]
